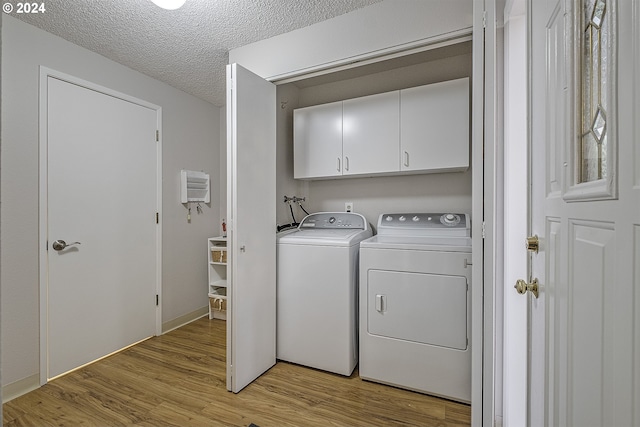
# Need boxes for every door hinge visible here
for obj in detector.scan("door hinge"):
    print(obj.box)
[156,212,159,224]
[156,130,160,142]
[482,222,486,239]
[156,294,159,306]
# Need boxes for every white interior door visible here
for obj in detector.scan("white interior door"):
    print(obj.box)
[226,63,276,393]
[529,0,639,425]
[45,76,159,380]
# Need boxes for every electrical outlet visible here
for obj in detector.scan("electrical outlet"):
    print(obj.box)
[345,202,353,212]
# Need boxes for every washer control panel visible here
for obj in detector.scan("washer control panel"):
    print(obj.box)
[377,213,470,237]
[300,212,367,230]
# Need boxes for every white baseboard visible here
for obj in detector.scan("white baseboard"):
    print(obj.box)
[161,306,208,334]
[2,374,40,403]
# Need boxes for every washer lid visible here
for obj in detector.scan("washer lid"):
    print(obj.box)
[278,227,373,246]
[298,212,369,231]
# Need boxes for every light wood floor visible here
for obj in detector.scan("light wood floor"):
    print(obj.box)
[3,317,470,426]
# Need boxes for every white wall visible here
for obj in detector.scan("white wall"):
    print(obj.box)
[228,0,474,230]
[1,16,220,393]
[228,0,475,229]
[274,47,473,229]
[229,0,472,81]
[275,83,315,227]
[306,173,471,228]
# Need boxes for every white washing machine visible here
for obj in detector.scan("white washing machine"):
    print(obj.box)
[277,212,372,376]
[359,213,472,402]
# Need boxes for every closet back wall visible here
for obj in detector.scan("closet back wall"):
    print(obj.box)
[278,46,472,229]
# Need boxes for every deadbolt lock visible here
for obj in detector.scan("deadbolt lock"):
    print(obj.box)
[526,235,539,253]
[515,278,539,298]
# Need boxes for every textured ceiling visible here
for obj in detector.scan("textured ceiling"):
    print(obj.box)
[14,0,383,106]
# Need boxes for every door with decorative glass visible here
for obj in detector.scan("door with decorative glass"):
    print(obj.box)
[528,0,639,425]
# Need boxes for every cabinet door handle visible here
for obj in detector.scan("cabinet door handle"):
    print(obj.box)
[403,151,409,167]
[345,156,350,171]
[375,294,386,312]
[337,157,341,172]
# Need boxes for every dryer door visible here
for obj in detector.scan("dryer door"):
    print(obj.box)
[367,270,467,350]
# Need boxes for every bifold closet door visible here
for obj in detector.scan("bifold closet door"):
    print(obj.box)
[226,63,276,393]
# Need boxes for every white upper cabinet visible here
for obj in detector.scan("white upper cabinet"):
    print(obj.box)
[400,78,470,173]
[294,101,343,179]
[293,78,470,180]
[342,91,400,176]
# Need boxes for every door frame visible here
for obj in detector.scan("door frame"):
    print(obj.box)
[264,11,491,426]
[471,0,499,425]
[501,0,528,425]
[37,67,163,385]
[232,4,496,421]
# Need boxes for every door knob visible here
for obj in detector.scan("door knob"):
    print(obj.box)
[526,235,539,253]
[52,240,81,251]
[514,278,539,298]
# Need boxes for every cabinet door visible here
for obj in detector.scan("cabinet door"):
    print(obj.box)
[400,78,470,172]
[293,101,343,179]
[343,91,400,176]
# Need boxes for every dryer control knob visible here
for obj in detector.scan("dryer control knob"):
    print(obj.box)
[441,213,461,226]
[412,216,420,222]
[399,216,406,222]
[385,216,393,221]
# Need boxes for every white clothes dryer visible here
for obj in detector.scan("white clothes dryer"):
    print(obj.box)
[359,213,472,402]
[277,212,372,376]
